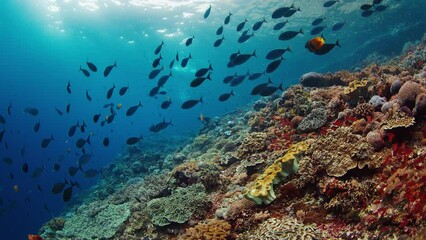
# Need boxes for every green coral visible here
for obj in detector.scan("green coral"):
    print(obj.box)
[54,202,130,240]
[146,183,209,226]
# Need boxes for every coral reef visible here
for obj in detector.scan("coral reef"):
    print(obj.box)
[178,219,231,240]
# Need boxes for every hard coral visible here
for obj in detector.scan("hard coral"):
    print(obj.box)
[244,141,309,205]
[297,108,328,132]
[353,103,375,119]
[178,219,231,240]
[397,81,423,108]
[382,106,415,130]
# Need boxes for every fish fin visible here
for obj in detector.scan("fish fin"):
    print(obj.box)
[335,39,341,47]
[231,90,235,96]
[278,83,284,91]
[268,78,273,84]
[299,28,304,34]
[50,135,54,141]
[199,97,204,103]
[287,46,292,53]
[252,50,257,57]
[138,101,142,107]
[207,73,212,80]
[114,61,117,68]
[209,63,213,71]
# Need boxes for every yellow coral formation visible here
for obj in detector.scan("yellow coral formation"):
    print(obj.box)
[178,219,231,240]
[382,107,415,130]
[244,141,309,205]
[343,79,369,95]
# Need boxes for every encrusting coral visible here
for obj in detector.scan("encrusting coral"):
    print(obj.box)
[178,219,231,240]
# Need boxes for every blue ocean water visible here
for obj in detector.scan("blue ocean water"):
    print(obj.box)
[0,0,425,239]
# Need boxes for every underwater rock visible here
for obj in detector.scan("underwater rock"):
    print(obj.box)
[300,72,345,87]
[366,130,385,151]
[398,81,424,108]
[390,78,402,95]
[369,95,387,110]
[297,108,328,132]
[413,92,426,116]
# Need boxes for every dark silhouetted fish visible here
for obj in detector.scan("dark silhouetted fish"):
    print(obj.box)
[149,86,161,97]
[37,184,43,192]
[126,101,142,116]
[181,97,203,109]
[3,157,12,165]
[152,54,162,68]
[313,40,341,55]
[190,73,212,88]
[310,25,327,35]
[266,47,292,60]
[324,0,340,8]
[218,90,234,102]
[185,36,195,46]
[68,166,80,176]
[0,129,5,143]
[76,136,91,149]
[362,9,375,17]
[176,51,179,61]
[236,18,248,32]
[55,107,63,116]
[272,4,295,19]
[7,102,12,116]
[157,71,172,87]
[83,168,100,178]
[259,83,284,96]
[216,25,224,35]
[238,32,254,43]
[224,12,232,25]
[214,36,225,47]
[103,137,109,147]
[0,115,5,124]
[86,60,97,72]
[360,4,373,10]
[249,71,264,80]
[53,163,60,172]
[161,97,172,109]
[149,66,164,79]
[78,154,91,165]
[374,4,387,12]
[63,186,73,202]
[223,73,236,84]
[80,121,86,133]
[41,135,54,149]
[204,4,212,19]
[228,50,256,67]
[181,54,192,68]
[22,163,29,173]
[93,113,101,123]
[229,50,240,61]
[252,18,267,31]
[106,84,115,99]
[126,135,143,145]
[68,122,79,137]
[106,114,115,124]
[279,28,303,41]
[20,145,25,158]
[251,78,273,95]
[66,81,71,94]
[24,107,39,116]
[373,0,383,4]
[80,66,90,77]
[104,61,117,77]
[84,90,91,102]
[149,119,173,133]
[52,180,68,194]
[332,21,346,31]
[266,57,285,73]
[283,7,301,17]
[154,41,164,55]
[312,17,326,26]
[230,72,249,87]
[31,166,45,179]
[195,63,213,77]
[119,85,129,96]
[158,91,167,95]
[169,59,175,68]
[66,103,70,113]
[273,20,289,31]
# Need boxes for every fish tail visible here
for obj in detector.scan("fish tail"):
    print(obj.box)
[199,97,204,104]
[114,61,117,68]
[335,39,341,47]
[268,78,273,84]
[50,135,54,141]
[252,50,257,57]
[299,28,304,35]
[138,101,142,107]
[278,83,284,91]
[263,17,267,23]
[169,121,174,126]
[209,63,213,71]
[207,73,212,80]
[287,46,292,53]
[231,90,235,96]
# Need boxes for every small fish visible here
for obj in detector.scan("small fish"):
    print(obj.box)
[273,20,289,31]
[66,81,71,94]
[332,21,346,31]
[214,36,225,47]
[83,169,100,178]
[78,154,91,165]
[362,9,375,17]
[323,0,340,8]
[24,107,39,116]
[169,59,175,68]
[181,97,203,109]
[106,84,116,99]
[41,135,54,149]
[53,163,60,172]
[190,73,212,88]
[104,61,117,77]
[63,186,73,202]
[312,16,326,26]
[312,40,341,55]
[28,234,43,240]
[224,12,232,25]
[154,41,164,55]
[149,66,164,79]
[106,114,115,124]
[199,113,205,123]
[223,73,236,84]
[175,51,179,61]
[86,60,97,72]
[31,166,45,179]
[33,120,41,132]
[185,36,195,46]
[181,54,192,68]
[55,107,63,116]
[51,180,68,194]
[7,101,12,116]
[279,28,303,41]
[22,163,29,173]
[3,157,13,165]
[310,25,327,35]
[13,184,20,192]
[103,137,109,147]
[374,4,387,12]
[252,18,267,31]
[76,136,91,149]
[236,18,248,32]
[149,119,173,132]
[251,78,273,95]
[230,72,249,87]
[80,121,86,133]
[152,54,162,68]
[66,103,70,113]
[248,71,264,81]
[68,166,80,177]
[218,90,235,102]
[0,115,5,124]
[37,184,42,192]
[0,128,5,143]
[305,35,325,52]
[161,97,172,109]
[195,63,213,77]
[283,7,301,18]
[271,4,295,19]
[360,4,374,10]
[93,113,101,123]
[259,83,284,96]
[203,4,212,19]
[228,50,256,67]
[238,32,255,43]
[126,135,143,145]
[80,66,90,77]
[157,71,172,87]
[119,85,129,96]
[126,101,142,116]
[266,47,292,60]
[86,90,92,101]
[216,25,224,35]
[68,122,79,137]
[149,86,161,97]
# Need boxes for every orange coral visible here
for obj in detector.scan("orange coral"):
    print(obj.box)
[179,219,231,240]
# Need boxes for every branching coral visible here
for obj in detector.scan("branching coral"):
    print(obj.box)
[381,105,415,130]
[178,219,231,240]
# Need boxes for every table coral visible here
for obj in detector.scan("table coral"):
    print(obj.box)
[297,107,328,132]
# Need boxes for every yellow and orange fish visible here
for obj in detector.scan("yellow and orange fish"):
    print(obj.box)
[305,35,325,52]
[199,113,205,123]
[28,234,43,240]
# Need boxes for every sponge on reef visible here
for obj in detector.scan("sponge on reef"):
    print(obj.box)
[244,141,309,205]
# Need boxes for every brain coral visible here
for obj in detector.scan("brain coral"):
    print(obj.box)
[145,183,209,226]
[297,108,328,132]
[397,81,423,108]
[178,219,231,240]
